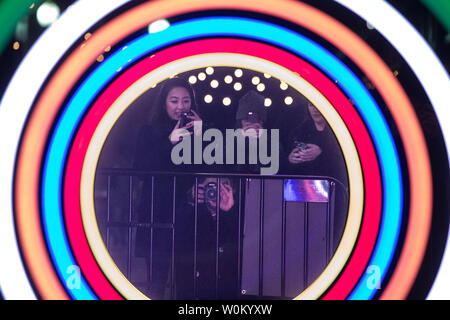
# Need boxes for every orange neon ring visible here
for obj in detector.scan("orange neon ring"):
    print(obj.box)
[15,0,432,299]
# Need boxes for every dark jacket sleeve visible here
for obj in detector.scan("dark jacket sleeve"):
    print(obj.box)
[133,125,173,171]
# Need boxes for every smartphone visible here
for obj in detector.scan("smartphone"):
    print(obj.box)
[180,111,194,128]
[294,141,308,151]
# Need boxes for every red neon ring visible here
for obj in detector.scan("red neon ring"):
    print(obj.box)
[64,38,382,299]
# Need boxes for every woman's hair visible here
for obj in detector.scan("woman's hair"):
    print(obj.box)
[148,77,198,126]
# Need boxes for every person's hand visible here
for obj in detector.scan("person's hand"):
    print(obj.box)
[190,180,234,213]
[186,110,203,136]
[218,182,234,212]
[169,120,193,144]
[190,183,205,205]
[288,144,322,164]
[288,147,303,164]
[242,122,263,138]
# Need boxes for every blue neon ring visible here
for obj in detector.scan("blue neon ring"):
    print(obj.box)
[41,16,403,299]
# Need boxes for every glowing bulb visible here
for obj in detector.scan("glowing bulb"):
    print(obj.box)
[84,33,92,41]
[234,69,243,78]
[280,82,288,90]
[224,75,233,84]
[148,19,170,33]
[198,72,206,81]
[12,42,20,50]
[264,98,272,107]
[285,96,293,105]
[256,83,265,92]
[36,1,61,27]
[206,67,214,75]
[189,75,197,84]
[252,76,261,85]
[223,97,232,106]
[234,82,242,91]
[204,95,213,104]
[210,80,219,88]
[264,73,272,79]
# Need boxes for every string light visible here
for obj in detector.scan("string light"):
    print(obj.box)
[205,67,214,75]
[256,83,265,92]
[252,76,260,85]
[188,75,197,84]
[233,82,242,91]
[204,94,213,103]
[234,69,243,77]
[36,1,61,27]
[224,75,233,84]
[285,96,293,105]
[223,97,232,106]
[210,79,219,88]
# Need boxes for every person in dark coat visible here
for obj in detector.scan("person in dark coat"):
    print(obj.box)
[280,102,347,184]
[278,101,349,252]
[174,177,239,299]
[133,77,203,299]
[232,90,276,175]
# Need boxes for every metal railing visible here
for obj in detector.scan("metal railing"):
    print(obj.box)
[95,169,348,299]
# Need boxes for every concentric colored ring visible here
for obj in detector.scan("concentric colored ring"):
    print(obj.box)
[40,15,393,299]
[63,39,381,299]
[79,52,364,299]
[17,3,411,299]
[0,0,439,300]
[64,38,381,300]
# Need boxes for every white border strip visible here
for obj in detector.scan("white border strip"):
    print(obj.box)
[0,0,130,300]
[335,0,450,300]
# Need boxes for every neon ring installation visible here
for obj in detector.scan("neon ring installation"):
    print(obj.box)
[0,0,448,300]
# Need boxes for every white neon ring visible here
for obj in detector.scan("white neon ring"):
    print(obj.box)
[0,0,130,300]
[335,0,450,300]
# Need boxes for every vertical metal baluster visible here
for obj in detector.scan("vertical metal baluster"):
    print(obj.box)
[215,177,220,299]
[106,175,111,251]
[171,176,176,299]
[149,176,155,287]
[327,182,335,262]
[127,175,132,279]
[194,177,198,299]
[258,179,265,297]
[237,178,242,298]
[304,202,309,289]
[281,180,287,298]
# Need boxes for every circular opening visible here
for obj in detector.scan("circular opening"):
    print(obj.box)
[94,66,349,300]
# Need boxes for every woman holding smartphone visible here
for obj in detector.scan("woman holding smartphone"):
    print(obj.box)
[133,77,203,299]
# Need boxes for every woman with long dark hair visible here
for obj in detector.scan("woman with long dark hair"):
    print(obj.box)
[133,77,203,299]
[134,77,202,172]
